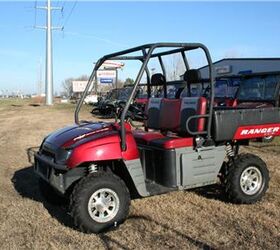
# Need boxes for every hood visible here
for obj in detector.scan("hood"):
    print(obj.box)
[45,122,114,148]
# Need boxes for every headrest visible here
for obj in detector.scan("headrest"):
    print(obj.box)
[151,73,166,86]
[183,69,202,84]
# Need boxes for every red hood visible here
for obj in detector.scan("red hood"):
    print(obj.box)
[45,122,114,148]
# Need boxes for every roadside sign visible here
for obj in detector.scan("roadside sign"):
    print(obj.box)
[101,60,124,69]
[97,70,117,85]
[100,78,114,84]
[72,81,93,93]
[215,65,232,74]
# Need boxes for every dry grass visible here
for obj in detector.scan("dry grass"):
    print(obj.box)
[0,101,279,249]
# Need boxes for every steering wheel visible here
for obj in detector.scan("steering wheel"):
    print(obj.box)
[116,101,148,121]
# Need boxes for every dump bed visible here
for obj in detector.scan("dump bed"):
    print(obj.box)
[212,107,280,141]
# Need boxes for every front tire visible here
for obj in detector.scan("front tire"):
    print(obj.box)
[225,154,269,204]
[70,172,130,233]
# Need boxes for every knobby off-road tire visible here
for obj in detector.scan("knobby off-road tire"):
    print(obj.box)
[70,172,130,233]
[225,154,269,204]
[39,178,66,205]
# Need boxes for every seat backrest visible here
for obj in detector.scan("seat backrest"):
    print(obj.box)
[159,99,181,131]
[145,98,162,129]
[151,73,166,85]
[179,97,207,134]
[144,73,167,129]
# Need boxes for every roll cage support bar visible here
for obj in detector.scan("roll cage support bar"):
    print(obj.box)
[74,43,214,151]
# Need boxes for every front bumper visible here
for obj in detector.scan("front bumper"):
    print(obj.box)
[34,153,86,194]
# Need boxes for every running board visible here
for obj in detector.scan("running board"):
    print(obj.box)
[145,179,177,196]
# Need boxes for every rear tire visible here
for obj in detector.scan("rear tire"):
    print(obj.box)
[70,172,130,233]
[225,154,269,204]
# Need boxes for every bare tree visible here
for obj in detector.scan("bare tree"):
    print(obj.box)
[166,54,186,81]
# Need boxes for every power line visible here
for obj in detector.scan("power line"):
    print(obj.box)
[63,0,77,28]
[60,0,67,9]
[34,0,37,27]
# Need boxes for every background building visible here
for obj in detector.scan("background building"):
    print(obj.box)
[199,58,280,78]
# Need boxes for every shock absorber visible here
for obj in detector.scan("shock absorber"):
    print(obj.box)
[225,143,235,158]
[88,164,98,174]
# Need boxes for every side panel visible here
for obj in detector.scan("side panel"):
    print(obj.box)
[179,146,225,189]
[124,159,149,197]
[138,146,177,188]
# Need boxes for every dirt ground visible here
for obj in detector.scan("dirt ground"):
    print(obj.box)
[0,100,279,250]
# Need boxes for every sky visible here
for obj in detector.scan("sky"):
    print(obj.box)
[0,1,280,94]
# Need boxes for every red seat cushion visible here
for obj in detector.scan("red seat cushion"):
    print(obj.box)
[133,130,164,145]
[159,99,181,131]
[150,137,193,149]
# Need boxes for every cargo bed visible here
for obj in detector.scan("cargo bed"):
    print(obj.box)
[212,107,280,141]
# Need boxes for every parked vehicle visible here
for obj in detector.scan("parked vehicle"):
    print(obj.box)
[34,43,280,233]
[235,71,280,142]
[92,86,133,116]
[180,72,280,143]
[84,94,99,105]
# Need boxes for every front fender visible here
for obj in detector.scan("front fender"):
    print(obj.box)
[67,132,139,168]
[67,142,122,168]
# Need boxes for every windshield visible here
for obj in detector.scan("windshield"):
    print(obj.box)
[214,79,240,98]
[180,83,205,98]
[118,87,133,100]
[107,87,133,101]
[215,80,228,98]
[237,75,279,101]
[136,87,148,98]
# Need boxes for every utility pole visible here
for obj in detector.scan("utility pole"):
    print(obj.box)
[35,0,63,105]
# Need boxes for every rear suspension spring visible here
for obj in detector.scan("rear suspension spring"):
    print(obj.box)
[225,144,235,158]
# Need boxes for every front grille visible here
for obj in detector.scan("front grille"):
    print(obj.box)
[35,159,51,179]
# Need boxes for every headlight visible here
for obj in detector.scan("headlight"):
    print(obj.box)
[56,148,72,164]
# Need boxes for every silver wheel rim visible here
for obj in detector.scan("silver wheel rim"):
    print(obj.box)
[240,166,263,195]
[88,188,120,223]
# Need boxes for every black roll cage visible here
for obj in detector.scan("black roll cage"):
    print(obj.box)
[75,43,214,151]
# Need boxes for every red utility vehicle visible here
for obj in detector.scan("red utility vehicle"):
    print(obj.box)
[34,43,280,233]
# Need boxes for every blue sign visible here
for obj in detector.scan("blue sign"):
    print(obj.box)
[100,78,114,84]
